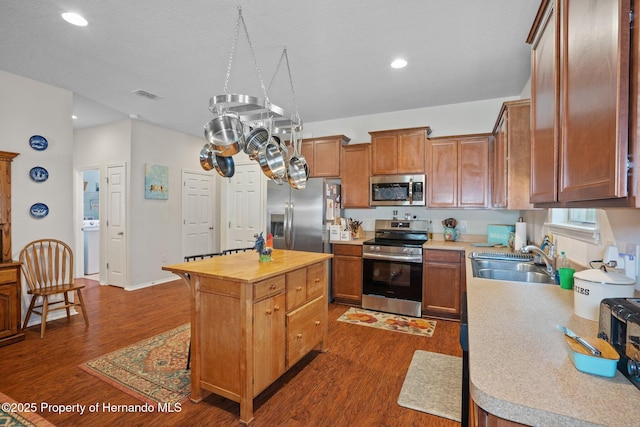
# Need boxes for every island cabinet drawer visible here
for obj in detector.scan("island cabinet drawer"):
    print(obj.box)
[423,249,462,263]
[286,296,325,368]
[285,268,307,311]
[333,244,362,257]
[306,262,326,300]
[254,275,285,301]
[0,268,17,285]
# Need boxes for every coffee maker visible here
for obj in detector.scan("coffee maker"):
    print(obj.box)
[598,298,640,390]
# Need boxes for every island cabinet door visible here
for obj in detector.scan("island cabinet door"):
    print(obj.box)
[253,292,286,396]
[286,296,325,369]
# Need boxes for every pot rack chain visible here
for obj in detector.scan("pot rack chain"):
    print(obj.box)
[222,7,270,106]
[268,47,301,128]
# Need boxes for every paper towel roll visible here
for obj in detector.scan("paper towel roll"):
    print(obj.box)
[514,222,527,250]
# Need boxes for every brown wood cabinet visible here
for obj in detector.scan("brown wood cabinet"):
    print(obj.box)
[0,262,25,347]
[369,127,430,175]
[527,0,633,205]
[253,290,286,396]
[473,401,528,427]
[332,244,362,305]
[300,135,350,178]
[162,250,331,425]
[422,249,464,319]
[426,135,490,208]
[340,143,370,208]
[0,151,19,262]
[492,100,534,209]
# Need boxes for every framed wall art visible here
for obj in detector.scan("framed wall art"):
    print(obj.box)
[144,163,169,200]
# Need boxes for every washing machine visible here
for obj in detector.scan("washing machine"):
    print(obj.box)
[83,220,99,275]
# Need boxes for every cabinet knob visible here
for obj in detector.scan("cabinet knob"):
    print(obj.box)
[274,305,280,311]
[296,333,303,339]
[314,278,320,283]
[296,286,302,292]
[315,320,321,326]
[269,284,276,290]
[266,309,272,315]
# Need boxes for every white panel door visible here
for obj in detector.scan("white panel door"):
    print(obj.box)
[226,164,262,250]
[106,164,127,288]
[182,171,216,258]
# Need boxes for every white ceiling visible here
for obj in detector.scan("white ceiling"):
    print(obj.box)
[0,1,540,138]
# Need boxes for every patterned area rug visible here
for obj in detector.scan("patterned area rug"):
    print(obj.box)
[80,324,191,405]
[0,391,56,426]
[337,307,436,337]
[397,350,462,422]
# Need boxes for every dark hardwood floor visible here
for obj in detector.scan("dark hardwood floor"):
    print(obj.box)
[0,278,462,426]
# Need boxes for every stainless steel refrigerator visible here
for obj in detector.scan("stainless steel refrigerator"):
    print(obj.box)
[267,178,341,254]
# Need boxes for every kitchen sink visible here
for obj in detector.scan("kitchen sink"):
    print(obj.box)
[469,251,557,285]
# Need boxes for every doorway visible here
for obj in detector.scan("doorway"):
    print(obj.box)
[82,169,100,280]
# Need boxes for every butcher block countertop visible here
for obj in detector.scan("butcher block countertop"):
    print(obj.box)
[460,244,640,427]
[162,249,332,282]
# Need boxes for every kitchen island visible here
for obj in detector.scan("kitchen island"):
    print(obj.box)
[163,249,332,425]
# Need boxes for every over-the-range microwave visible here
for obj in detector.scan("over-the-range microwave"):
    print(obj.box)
[370,174,425,206]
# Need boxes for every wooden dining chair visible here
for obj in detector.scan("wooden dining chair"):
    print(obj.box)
[19,239,89,338]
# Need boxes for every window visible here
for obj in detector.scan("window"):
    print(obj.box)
[547,208,600,243]
[567,209,597,226]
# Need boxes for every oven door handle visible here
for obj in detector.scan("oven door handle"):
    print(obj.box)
[363,253,422,263]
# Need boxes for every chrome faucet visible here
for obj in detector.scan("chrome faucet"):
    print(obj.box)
[520,244,556,277]
[540,235,555,258]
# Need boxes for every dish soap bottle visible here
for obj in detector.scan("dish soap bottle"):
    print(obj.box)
[427,220,433,240]
[558,251,568,269]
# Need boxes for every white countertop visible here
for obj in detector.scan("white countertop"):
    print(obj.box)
[464,247,640,426]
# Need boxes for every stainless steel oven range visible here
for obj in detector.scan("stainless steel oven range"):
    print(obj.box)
[362,219,428,317]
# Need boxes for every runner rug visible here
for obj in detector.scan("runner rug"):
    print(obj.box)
[397,350,462,422]
[0,391,56,426]
[337,307,436,337]
[80,324,191,405]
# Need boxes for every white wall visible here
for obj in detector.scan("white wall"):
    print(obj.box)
[0,70,75,322]
[303,96,520,142]
[129,120,212,287]
[74,119,132,281]
[76,118,211,289]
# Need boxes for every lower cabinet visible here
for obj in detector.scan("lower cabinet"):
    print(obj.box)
[332,244,363,305]
[422,249,464,319]
[251,261,328,396]
[474,401,529,427]
[0,262,25,347]
[253,293,286,395]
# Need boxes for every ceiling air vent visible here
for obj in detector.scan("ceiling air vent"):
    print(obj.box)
[132,89,161,100]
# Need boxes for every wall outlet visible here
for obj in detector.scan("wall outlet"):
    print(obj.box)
[460,221,467,233]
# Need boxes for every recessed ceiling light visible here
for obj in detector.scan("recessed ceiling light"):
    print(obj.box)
[61,12,88,27]
[72,115,77,120]
[391,59,408,69]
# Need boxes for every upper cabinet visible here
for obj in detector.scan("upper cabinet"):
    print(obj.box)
[340,143,371,208]
[369,127,431,175]
[527,0,633,205]
[300,135,350,178]
[426,135,491,208]
[492,100,534,209]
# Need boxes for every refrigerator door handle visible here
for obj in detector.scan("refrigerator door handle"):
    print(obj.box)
[284,202,290,249]
[289,202,295,249]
